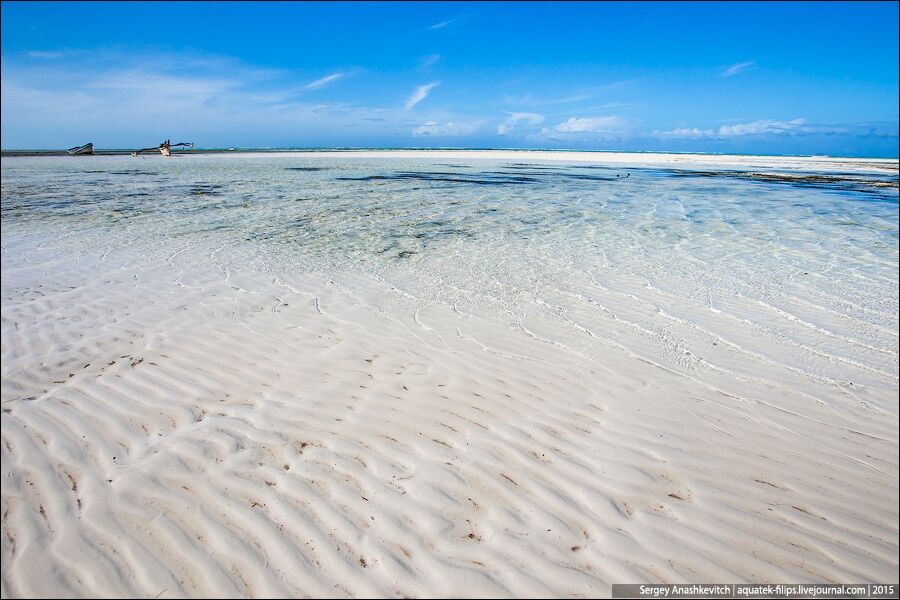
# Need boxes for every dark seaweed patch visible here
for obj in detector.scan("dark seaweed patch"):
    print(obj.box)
[338,166,625,185]
[408,171,477,177]
[493,170,619,182]
[495,163,619,171]
[189,183,225,196]
[569,164,619,170]
[503,163,568,171]
[77,169,161,176]
[660,168,898,198]
[336,171,540,185]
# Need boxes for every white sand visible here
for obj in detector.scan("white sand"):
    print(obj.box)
[1,151,897,598]
[226,149,899,173]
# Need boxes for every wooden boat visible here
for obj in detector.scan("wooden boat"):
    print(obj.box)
[66,143,93,155]
[133,139,194,157]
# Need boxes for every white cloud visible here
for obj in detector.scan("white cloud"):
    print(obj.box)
[719,118,804,135]
[497,111,544,135]
[0,51,411,148]
[304,71,347,90]
[91,71,239,99]
[721,61,755,77]
[655,118,806,138]
[428,18,458,30]
[656,127,715,137]
[418,54,441,69]
[412,120,481,136]
[504,80,640,108]
[653,119,900,141]
[549,116,627,133]
[404,81,440,109]
[28,51,64,59]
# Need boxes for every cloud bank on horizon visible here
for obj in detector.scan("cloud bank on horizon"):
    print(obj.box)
[1,2,897,156]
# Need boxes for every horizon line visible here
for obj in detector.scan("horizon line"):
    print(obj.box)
[2,146,898,160]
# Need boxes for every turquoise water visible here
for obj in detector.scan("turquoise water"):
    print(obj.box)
[2,154,898,393]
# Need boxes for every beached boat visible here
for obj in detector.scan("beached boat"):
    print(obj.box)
[132,139,194,157]
[66,143,93,155]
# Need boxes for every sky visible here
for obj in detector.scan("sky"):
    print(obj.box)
[1,1,898,156]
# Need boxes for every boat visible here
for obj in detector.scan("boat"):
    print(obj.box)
[66,143,93,155]
[132,139,194,157]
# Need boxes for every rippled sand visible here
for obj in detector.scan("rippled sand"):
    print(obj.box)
[2,151,897,597]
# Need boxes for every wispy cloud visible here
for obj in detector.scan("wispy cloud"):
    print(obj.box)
[718,118,803,135]
[656,127,714,138]
[91,70,239,98]
[404,81,440,109]
[418,54,441,69]
[28,50,64,59]
[0,50,407,148]
[504,79,640,108]
[428,17,459,30]
[721,61,755,77]
[504,91,596,107]
[412,120,482,136]
[532,116,630,143]
[654,118,898,140]
[548,116,627,134]
[304,71,348,90]
[580,102,637,112]
[497,111,544,135]
[655,118,805,137]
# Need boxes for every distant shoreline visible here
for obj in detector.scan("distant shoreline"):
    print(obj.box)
[2,148,896,175]
[2,147,898,162]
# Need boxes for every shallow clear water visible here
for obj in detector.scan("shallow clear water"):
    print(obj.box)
[2,154,898,393]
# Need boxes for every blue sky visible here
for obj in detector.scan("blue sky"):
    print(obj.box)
[2,1,898,156]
